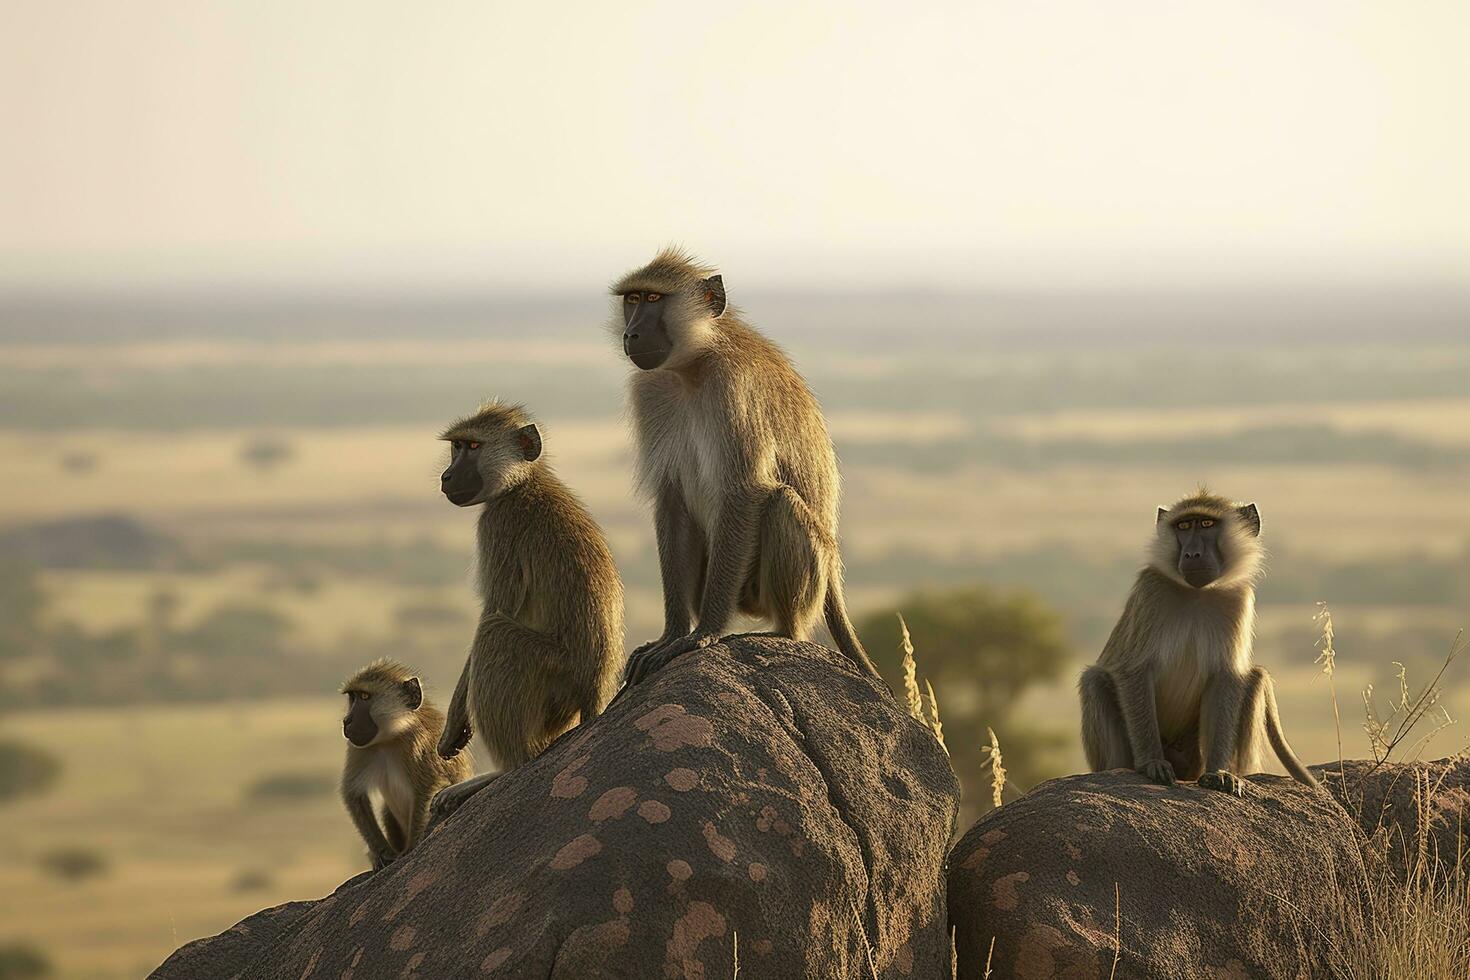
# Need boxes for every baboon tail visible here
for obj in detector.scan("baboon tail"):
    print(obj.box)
[1261,673,1321,789]
[823,577,884,684]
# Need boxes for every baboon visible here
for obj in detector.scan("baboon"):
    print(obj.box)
[611,247,882,686]
[340,659,471,870]
[431,402,624,819]
[1080,490,1319,795]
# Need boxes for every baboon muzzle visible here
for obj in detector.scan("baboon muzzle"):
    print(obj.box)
[622,303,672,370]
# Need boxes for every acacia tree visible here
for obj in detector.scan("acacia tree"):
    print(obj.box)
[857,585,1072,815]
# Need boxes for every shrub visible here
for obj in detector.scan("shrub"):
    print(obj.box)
[0,942,51,979]
[38,847,107,883]
[0,741,61,804]
[244,771,336,804]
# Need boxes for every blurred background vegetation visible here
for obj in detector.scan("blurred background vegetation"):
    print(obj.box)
[2,298,1468,975]
[5,1,1469,975]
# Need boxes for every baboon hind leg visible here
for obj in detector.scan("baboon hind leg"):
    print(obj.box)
[1199,670,1252,795]
[471,615,588,769]
[1080,666,1133,772]
[753,486,829,640]
[1233,667,1269,776]
[381,807,407,855]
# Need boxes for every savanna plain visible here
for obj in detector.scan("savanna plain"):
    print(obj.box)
[1,288,1467,978]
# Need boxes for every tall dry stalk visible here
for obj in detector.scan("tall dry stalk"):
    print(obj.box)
[897,613,924,723]
[1361,631,1463,768]
[1314,602,1347,788]
[895,612,949,752]
[924,678,948,756]
[984,727,1006,808]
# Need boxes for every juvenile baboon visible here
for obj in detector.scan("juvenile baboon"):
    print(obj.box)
[339,659,471,870]
[611,247,881,686]
[431,402,624,818]
[1080,490,1319,795]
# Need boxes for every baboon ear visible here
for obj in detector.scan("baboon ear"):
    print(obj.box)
[1157,506,1169,525]
[402,677,423,710]
[516,423,542,462]
[1236,503,1261,537]
[701,275,727,318]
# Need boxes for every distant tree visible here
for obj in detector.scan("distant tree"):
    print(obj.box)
[38,846,107,883]
[0,562,44,658]
[181,604,292,662]
[244,771,336,804]
[0,941,51,979]
[857,585,1072,816]
[231,868,275,892]
[239,436,296,473]
[58,451,98,474]
[393,602,471,631]
[0,740,62,803]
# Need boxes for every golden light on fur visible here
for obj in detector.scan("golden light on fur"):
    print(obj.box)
[1082,490,1318,794]
[338,659,471,870]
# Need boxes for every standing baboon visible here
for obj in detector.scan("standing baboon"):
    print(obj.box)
[611,247,881,686]
[1080,490,1319,795]
[431,402,624,819]
[340,659,471,869]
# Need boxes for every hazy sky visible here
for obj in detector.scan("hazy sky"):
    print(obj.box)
[3,1,1466,291]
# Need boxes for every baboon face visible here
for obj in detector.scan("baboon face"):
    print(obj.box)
[441,438,487,506]
[342,677,422,747]
[1168,514,1226,587]
[440,422,542,506]
[620,275,726,371]
[1156,502,1261,588]
[621,291,674,370]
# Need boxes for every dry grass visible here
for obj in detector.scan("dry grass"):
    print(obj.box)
[895,613,948,754]
[983,728,1006,809]
[1319,762,1470,979]
[1307,617,1470,978]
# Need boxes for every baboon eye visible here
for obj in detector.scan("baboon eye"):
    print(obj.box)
[468,442,480,450]
[1176,520,1192,530]
[360,692,371,701]
[1200,519,1215,528]
[626,294,639,303]
[647,293,662,302]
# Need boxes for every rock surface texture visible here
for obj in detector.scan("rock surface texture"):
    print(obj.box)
[947,770,1374,980]
[1317,756,1470,875]
[153,635,959,979]
[948,757,1470,980]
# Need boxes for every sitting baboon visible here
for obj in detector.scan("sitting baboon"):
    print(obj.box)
[340,659,471,869]
[1080,490,1319,795]
[431,402,624,819]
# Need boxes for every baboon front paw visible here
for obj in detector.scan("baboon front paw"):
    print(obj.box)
[430,786,463,821]
[629,635,669,660]
[1198,770,1246,796]
[371,850,396,871]
[1137,759,1177,786]
[626,632,717,685]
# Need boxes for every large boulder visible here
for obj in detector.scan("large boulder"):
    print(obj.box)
[947,770,1372,980]
[153,635,960,979]
[1317,757,1470,875]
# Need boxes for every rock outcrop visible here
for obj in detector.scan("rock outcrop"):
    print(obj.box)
[947,757,1470,980]
[153,635,960,980]
[1318,757,1470,875]
[947,770,1373,980]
